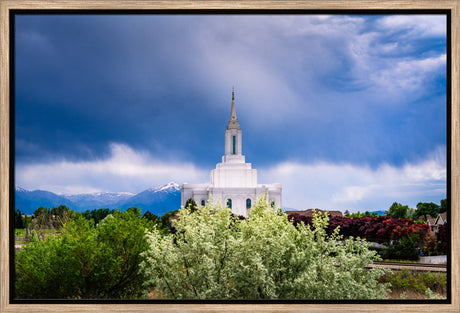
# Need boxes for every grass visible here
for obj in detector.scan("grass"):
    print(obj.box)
[39,228,61,233]
[14,229,25,237]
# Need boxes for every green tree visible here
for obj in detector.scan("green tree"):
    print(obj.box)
[29,207,53,235]
[407,207,417,220]
[50,204,69,216]
[439,199,447,214]
[82,208,115,225]
[33,206,49,218]
[50,205,72,228]
[184,198,198,212]
[16,216,97,298]
[95,207,155,298]
[15,208,155,299]
[143,210,159,223]
[140,198,389,299]
[159,209,180,233]
[14,209,24,229]
[415,202,440,220]
[385,202,410,219]
[347,211,378,218]
[382,234,421,261]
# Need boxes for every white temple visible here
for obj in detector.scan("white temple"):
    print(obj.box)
[181,89,282,216]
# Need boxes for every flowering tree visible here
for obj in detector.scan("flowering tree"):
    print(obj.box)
[140,199,389,299]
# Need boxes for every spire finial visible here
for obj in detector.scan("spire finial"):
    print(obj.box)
[227,86,240,130]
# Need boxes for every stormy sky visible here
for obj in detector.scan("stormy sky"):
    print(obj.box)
[14,13,447,211]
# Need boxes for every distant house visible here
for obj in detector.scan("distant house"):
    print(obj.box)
[433,212,447,233]
[421,214,437,231]
[284,209,343,218]
[419,212,447,234]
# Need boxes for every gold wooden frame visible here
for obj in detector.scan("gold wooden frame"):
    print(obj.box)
[1,1,458,312]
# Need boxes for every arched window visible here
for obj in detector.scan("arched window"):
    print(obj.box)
[227,199,232,209]
[246,198,251,209]
[201,200,205,207]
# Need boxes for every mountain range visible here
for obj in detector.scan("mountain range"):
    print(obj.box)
[15,182,181,217]
[15,184,385,217]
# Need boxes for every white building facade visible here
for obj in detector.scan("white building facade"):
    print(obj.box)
[181,89,282,216]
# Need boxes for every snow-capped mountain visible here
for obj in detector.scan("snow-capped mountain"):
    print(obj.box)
[115,183,181,216]
[65,191,135,209]
[147,182,180,192]
[15,182,181,216]
[15,189,74,214]
[15,186,30,193]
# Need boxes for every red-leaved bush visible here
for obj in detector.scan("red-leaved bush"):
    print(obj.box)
[288,213,431,246]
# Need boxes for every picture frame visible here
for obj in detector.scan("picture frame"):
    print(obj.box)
[1,1,458,312]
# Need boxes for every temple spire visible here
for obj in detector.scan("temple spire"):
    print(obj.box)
[227,87,240,130]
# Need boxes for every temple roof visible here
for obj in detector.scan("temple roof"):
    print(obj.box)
[227,87,240,130]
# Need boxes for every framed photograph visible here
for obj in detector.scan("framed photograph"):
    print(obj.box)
[1,1,459,312]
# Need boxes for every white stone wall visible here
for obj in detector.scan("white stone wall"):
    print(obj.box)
[419,255,447,264]
[211,162,257,188]
[181,183,208,207]
[182,183,282,217]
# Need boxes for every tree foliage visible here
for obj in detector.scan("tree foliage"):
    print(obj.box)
[140,199,389,299]
[50,205,73,228]
[28,207,55,236]
[439,199,447,214]
[143,210,159,223]
[345,211,379,218]
[385,202,410,219]
[15,208,154,299]
[380,269,446,298]
[158,209,180,234]
[184,198,198,212]
[28,205,74,234]
[437,222,448,254]
[288,214,431,247]
[381,234,421,261]
[415,202,440,220]
[14,209,24,229]
[81,208,115,225]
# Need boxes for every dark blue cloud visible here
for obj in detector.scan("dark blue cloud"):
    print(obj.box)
[14,14,447,172]
[15,15,225,166]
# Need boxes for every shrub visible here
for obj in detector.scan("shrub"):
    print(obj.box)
[381,234,420,261]
[15,208,155,299]
[380,268,446,297]
[288,214,431,247]
[140,199,389,299]
[437,223,448,255]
